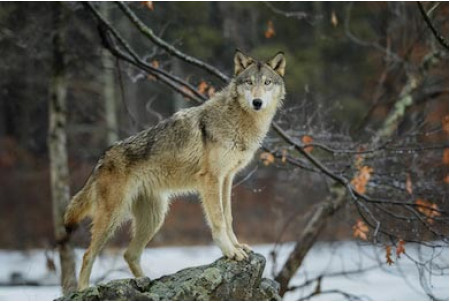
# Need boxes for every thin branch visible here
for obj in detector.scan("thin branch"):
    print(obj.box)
[287,265,379,292]
[263,2,310,20]
[271,122,348,186]
[417,1,449,50]
[83,2,206,104]
[115,58,147,130]
[344,2,404,63]
[103,27,203,103]
[298,288,367,301]
[302,141,448,154]
[271,121,447,216]
[233,165,259,188]
[275,185,347,295]
[116,1,230,82]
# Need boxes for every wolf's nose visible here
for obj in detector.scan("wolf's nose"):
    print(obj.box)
[252,99,262,110]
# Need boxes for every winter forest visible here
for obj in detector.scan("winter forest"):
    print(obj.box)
[0,1,448,301]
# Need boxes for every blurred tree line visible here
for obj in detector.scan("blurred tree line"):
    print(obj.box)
[0,1,447,255]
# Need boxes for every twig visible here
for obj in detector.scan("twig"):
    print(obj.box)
[417,2,449,50]
[115,58,146,131]
[287,265,379,292]
[83,2,206,104]
[263,2,310,20]
[271,121,447,216]
[344,3,404,63]
[233,165,259,188]
[298,288,367,301]
[116,1,229,82]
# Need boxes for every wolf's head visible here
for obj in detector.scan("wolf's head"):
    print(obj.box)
[233,50,286,112]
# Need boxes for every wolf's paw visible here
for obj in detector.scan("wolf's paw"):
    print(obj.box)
[236,242,252,253]
[224,246,248,261]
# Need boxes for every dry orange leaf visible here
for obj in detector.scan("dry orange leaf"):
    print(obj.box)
[151,60,159,68]
[415,198,440,224]
[396,239,405,258]
[331,11,338,27]
[198,81,208,95]
[146,60,160,81]
[141,1,154,10]
[301,135,314,153]
[442,115,449,133]
[386,245,394,265]
[443,148,449,165]
[265,20,275,39]
[352,219,369,241]
[405,173,413,195]
[260,152,275,166]
[351,166,373,195]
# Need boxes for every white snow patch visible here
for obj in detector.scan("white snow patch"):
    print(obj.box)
[0,241,447,300]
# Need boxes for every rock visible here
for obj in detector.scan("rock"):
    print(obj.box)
[56,252,281,301]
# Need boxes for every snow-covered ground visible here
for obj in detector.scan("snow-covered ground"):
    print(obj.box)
[0,241,447,300]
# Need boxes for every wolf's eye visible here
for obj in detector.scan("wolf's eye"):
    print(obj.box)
[245,80,253,85]
[264,80,272,85]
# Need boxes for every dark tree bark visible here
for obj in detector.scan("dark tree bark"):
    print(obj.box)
[48,2,77,295]
[275,185,347,296]
[101,2,119,146]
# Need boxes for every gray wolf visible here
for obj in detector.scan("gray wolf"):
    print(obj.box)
[64,50,286,290]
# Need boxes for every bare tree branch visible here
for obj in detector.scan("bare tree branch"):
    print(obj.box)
[263,2,311,21]
[83,2,207,104]
[286,265,379,292]
[116,1,230,82]
[417,1,449,50]
[344,3,404,63]
[298,288,367,301]
[275,185,347,296]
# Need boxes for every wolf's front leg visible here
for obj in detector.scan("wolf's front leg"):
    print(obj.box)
[222,173,252,253]
[199,172,248,261]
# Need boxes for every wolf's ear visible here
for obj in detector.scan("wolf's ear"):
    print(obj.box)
[267,52,286,77]
[234,50,253,76]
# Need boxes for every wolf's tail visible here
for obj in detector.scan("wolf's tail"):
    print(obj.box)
[64,179,94,233]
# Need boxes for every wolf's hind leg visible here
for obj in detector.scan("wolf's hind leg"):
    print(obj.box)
[78,204,125,290]
[124,192,168,278]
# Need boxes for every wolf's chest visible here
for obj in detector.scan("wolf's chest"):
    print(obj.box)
[215,146,255,175]
[214,135,260,173]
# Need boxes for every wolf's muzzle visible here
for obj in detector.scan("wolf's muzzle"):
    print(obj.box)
[252,99,263,110]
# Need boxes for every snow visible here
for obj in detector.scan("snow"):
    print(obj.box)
[0,241,447,301]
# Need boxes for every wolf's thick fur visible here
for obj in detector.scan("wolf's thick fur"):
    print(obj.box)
[65,51,286,290]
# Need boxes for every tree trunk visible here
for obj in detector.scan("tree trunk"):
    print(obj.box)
[172,57,186,112]
[101,2,119,146]
[275,184,347,296]
[48,2,77,295]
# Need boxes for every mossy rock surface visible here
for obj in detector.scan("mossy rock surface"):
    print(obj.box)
[56,252,281,301]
